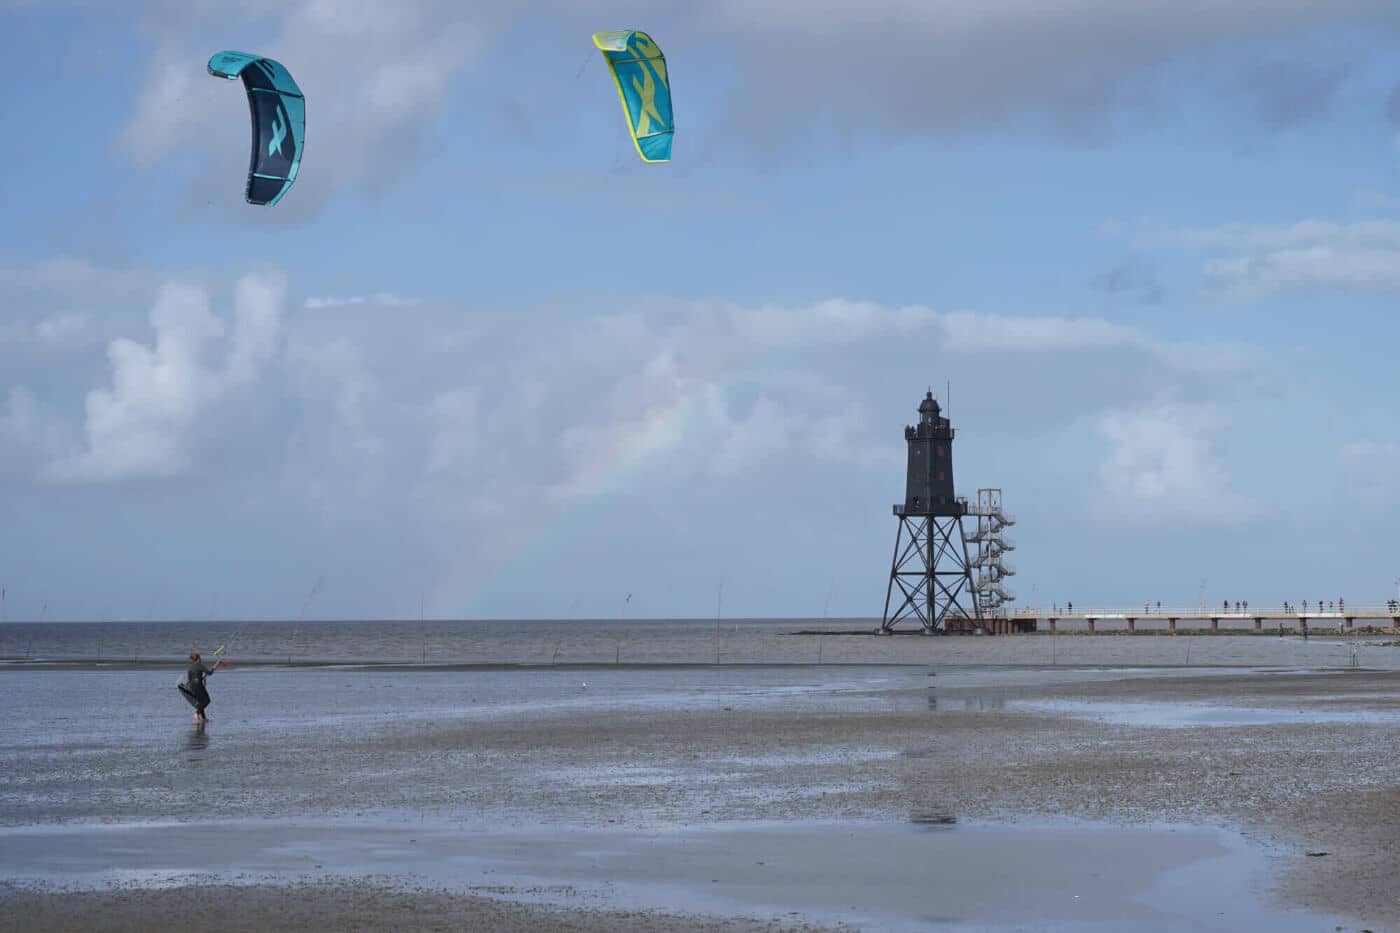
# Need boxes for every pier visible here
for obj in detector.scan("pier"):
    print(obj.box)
[981,605,1400,635]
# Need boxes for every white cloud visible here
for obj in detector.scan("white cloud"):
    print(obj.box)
[303,292,417,309]
[0,256,153,305]
[671,298,1175,358]
[0,256,184,361]
[301,338,382,465]
[1142,219,1400,252]
[34,313,91,343]
[2,387,36,431]
[226,275,285,384]
[382,296,1245,516]
[709,393,885,475]
[938,310,1145,353]
[1,388,42,452]
[424,388,480,476]
[731,300,937,346]
[710,395,791,477]
[0,388,69,471]
[1341,439,1400,462]
[2,260,1304,615]
[1124,219,1400,297]
[45,273,287,484]
[1094,403,1257,525]
[1206,245,1400,296]
[17,269,1256,503]
[1338,439,1400,505]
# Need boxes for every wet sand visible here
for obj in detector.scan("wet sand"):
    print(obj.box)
[0,880,832,932]
[2,657,1398,930]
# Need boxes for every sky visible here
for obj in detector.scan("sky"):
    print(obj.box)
[2,0,1399,622]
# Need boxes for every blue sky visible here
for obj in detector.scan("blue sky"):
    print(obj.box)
[2,1,1399,621]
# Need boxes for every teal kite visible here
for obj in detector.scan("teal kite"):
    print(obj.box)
[592,30,673,163]
[207,51,306,205]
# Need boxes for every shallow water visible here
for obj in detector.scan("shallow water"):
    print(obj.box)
[1008,698,1400,728]
[0,666,924,825]
[0,817,1345,932]
[1,664,1391,821]
[0,666,913,753]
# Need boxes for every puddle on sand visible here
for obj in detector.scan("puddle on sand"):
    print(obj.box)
[921,666,1254,691]
[1001,699,1400,728]
[0,817,1352,932]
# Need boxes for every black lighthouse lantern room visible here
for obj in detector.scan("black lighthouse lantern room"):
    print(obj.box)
[904,391,959,516]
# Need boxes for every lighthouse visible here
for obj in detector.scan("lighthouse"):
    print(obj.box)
[881,390,981,633]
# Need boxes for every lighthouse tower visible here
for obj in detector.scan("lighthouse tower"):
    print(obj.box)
[880,390,982,634]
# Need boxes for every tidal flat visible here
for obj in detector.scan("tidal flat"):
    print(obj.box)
[2,642,1396,930]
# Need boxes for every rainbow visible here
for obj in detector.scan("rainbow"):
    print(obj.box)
[434,375,731,617]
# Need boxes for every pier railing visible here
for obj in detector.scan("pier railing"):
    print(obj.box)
[1005,606,1399,621]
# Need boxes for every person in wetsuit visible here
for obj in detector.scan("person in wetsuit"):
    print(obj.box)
[185,652,216,723]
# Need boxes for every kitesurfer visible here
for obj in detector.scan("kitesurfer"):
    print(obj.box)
[184,652,216,723]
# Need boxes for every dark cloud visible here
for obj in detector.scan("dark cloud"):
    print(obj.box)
[1387,82,1400,128]
[1092,257,1165,305]
[696,1,1400,148]
[1238,59,1350,129]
